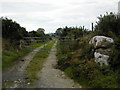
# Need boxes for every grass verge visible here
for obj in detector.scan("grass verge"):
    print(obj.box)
[24,40,55,84]
[2,42,47,69]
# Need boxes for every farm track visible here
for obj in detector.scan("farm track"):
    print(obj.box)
[31,40,82,88]
[3,43,48,88]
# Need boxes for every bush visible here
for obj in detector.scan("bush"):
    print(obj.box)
[79,34,94,60]
[90,74,117,88]
[57,54,71,70]
[109,44,120,71]
[65,67,74,79]
[69,40,80,51]
[80,44,93,60]
[94,12,120,36]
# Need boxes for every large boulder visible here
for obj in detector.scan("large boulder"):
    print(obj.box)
[94,52,109,66]
[89,36,114,49]
[89,36,114,66]
[95,48,112,56]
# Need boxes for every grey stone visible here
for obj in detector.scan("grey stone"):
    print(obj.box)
[89,36,114,66]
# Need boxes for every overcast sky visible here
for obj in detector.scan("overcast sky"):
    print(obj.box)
[0,0,119,33]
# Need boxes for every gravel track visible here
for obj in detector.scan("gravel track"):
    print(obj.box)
[32,41,82,88]
[3,44,47,88]
[3,40,82,88]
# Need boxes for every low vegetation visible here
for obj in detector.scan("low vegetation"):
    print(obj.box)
[2,12,120,88]
[56,12,120,88]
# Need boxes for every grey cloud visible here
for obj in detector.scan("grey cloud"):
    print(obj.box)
[1,2,59,13]
[0,0,118,33]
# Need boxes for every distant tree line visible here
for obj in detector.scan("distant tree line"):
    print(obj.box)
[2,17,50,49]
[55,26,90,39]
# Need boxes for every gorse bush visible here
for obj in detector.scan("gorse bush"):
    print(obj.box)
[94,12,120,36]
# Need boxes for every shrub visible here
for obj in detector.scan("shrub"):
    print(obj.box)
[109,44,120,71]
[69,40,80,51]
[57,54,71,70]
[65,67,74,79]
[116,74,120,85]
[90,74,117,88]
[80,44,93,60]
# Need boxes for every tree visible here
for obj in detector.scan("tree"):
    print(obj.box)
[37,28,45,33]
[55,26,86,39]
[2,17,29,41]
[94,12,120,36]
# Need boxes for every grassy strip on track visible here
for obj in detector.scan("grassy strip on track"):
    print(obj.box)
[24,40,55,84]
[2,42,48,69]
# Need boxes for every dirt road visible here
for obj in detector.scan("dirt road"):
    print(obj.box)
[3,40,82,88]
[3,44,47,88]
[32,41,82,88]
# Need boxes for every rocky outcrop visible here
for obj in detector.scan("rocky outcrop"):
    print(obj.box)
[89,36,114,49]
[94,52,109,66]
[89,36,114,66]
